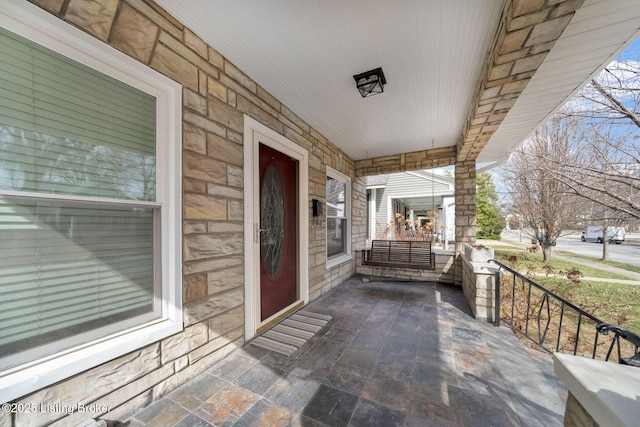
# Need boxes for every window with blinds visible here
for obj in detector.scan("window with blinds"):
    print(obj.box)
[0,27,161,370]
[326,167,351,265]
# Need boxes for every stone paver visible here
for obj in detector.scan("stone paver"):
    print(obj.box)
[126,277,566,426]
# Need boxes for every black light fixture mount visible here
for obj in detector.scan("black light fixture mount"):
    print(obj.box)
[353,67,386,98]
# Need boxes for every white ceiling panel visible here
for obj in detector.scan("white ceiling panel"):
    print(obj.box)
[154,0,504,160]
[153,0,640,165]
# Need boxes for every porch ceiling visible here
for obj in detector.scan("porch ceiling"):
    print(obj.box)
[154,0,640,165]
[396,195,450,212]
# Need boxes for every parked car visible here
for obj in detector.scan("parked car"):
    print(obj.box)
[581,226,625,244]
[531,234,556,246]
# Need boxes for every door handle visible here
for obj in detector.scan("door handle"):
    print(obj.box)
[255,223,272,243]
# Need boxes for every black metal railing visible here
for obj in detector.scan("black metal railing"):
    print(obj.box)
[489,259,640,365]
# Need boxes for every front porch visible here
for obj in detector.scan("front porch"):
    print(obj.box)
[3,1,640,426]
[127,276,566,426]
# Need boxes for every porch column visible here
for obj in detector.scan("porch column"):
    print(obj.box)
[454,160,476,283]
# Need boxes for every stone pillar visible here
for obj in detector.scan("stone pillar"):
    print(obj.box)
[461,244,497,322]
[454,160,476,283]
[564,393,599,427]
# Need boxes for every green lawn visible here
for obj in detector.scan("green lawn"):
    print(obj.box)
[538,278,640,332]
[493,248,640,332]
[555,251,640,274]
[493,247,633,280]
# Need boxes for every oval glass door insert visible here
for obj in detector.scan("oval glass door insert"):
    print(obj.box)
[261,165,284,277]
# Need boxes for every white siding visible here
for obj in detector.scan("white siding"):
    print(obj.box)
[369,172,455,239]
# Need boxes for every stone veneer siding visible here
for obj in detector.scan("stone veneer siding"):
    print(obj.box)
[563,392,599,427]
[461,256,496,322]
[454,161,477,284]
[354,146,457,177]
[2,1,365,426]
[458,0,584,162]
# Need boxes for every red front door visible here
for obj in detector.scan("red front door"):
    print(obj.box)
[259,143,298,321]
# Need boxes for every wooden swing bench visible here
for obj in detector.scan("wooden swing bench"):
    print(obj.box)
[362,240,436,270]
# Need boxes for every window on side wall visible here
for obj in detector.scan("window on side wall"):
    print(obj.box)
[0,2,181,402]
[326,167,351,268]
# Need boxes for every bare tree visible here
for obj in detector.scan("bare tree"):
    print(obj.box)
[546,117,640,222]
[500,53,638,271]
[574,59,640,127]
[555,59,640,221]
[503,116,582,264]
[530,57,640,260]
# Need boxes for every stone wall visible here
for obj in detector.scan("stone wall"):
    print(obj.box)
[354,146,457,177]
[563,392,599,427]
[454,160,477,284]
[461,254,497,323]
[4,1,363,426]
[458,0,585,162]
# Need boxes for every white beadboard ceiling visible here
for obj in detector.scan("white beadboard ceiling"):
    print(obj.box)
[154,0,640,164]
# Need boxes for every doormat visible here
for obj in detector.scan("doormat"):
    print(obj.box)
[250,310,332,356]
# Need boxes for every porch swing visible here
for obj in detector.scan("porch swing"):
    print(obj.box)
[362,140,438,271]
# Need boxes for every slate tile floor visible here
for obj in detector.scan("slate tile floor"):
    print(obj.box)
[127,277,567,426]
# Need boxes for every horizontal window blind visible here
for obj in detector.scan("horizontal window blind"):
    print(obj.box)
[327,176,348,258]
[326,177,346,218]
[0,27,156,201]
[0,199,158,368]
[0,27,160,370]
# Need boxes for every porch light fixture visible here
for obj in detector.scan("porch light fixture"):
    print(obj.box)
[353,67,386,98]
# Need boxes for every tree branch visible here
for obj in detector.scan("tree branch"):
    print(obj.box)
[590,78,640,129]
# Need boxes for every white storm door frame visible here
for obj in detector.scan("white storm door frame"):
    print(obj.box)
[243,116,309,340]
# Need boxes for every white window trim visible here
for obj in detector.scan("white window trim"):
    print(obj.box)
[0,0,182,404]
[369,188,377,241]
[326,166,352,269]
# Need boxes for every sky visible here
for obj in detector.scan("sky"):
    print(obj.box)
[617,37,640,61]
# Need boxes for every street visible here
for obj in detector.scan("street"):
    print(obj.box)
[500,230,640,267]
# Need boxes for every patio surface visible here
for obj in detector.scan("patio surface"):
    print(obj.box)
[127,277,567,426]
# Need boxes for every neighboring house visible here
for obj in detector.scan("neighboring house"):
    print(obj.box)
[366,171,455,245]
[0,1,638,426]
